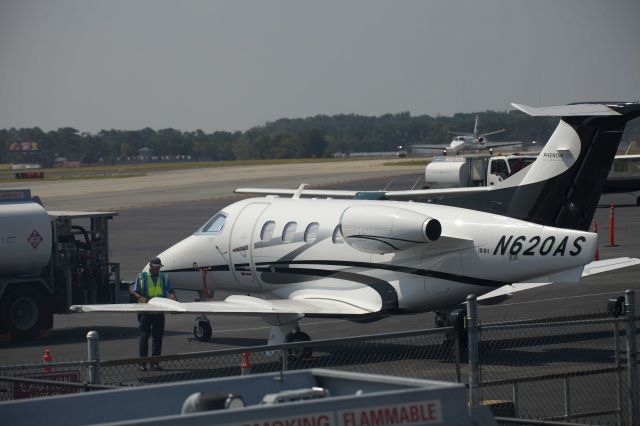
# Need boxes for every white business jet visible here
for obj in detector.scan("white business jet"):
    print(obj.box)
[72,102,640,350]
[407,115,522,155]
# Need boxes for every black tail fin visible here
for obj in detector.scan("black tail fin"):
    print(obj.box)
[437,102,640,231]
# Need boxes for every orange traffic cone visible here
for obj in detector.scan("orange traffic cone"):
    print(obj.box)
[241,352,251,375]
[43,348,52,372]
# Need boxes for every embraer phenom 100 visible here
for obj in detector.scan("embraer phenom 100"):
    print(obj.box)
[72,102,640,348]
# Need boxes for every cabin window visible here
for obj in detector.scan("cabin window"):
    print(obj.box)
[304,222,319,243]
[201,213,226,233]
[332,225,344,244]
[260,221,276,241]
[282,222,297,242]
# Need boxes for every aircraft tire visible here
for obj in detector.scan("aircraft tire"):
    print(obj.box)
[285,331,313,362]
[193,319,212,342]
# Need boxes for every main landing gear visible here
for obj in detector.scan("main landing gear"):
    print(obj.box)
[265,314,313,362]
[434,307,468,353]
[434,308,465,329]
[193,315,212,342]
[285,328,312,362]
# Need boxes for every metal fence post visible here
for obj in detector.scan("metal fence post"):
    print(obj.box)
[563,377,571,421]
[466,294,480,408]
[87,331,100,385]
[454,334,461,383]
[625,290,638,425]
[614,318,623,426]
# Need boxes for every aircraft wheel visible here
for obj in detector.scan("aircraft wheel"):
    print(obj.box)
[193,318,212,342]
[0,286,50,340]
[285,330,312,362]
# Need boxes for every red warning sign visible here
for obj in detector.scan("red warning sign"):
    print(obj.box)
[27,229,43,249]
[12,371,81,399]
[338,400,442,426]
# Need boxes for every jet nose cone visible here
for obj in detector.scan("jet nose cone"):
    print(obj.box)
[152,234,222,290]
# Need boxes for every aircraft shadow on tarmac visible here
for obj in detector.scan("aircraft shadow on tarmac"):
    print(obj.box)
[206,337,268,346]
[102,329,621,386]
[478,329,619,366]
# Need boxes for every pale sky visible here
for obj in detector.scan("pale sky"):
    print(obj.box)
[1,0,639,133]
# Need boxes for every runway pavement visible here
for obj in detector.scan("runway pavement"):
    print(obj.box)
[0,168,638,366]
[0,159,417,211]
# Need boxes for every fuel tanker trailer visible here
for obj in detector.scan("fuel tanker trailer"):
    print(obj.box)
[0,189,121,339]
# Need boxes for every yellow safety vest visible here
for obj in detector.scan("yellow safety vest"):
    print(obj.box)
[138,272,168,301]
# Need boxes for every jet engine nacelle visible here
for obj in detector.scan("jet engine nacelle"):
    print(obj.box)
[340,205,441,254]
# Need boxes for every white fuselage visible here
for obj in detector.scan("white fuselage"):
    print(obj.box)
[157,197,596,315]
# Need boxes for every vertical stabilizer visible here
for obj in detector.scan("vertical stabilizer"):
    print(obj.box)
[473,115,479,138]
[436,102,640,230]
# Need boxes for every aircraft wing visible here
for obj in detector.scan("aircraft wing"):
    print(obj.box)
[70,294,373,315]
[234,188,358,198]
[383,186,491,200]
[480,141,523,149]
[478,257,640,303]
[235,186,491,200]
[406,144,450,150]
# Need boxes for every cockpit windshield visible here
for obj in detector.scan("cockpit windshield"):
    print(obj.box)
[199,212,227,234]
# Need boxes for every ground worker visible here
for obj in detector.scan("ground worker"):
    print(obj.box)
[130,256,177,371]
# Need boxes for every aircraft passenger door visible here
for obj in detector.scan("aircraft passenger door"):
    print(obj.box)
[229,202,269,289]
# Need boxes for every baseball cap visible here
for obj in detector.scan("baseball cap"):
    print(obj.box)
[149,256,164,267]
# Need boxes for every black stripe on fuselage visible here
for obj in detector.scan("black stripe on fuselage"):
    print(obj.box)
[166,260,507,288]
[255,260,508,288]
[163,264,230,273]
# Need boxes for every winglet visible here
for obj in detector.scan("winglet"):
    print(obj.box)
[293,183,309,199]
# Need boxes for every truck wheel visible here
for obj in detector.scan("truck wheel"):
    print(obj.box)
[0,287,50,339]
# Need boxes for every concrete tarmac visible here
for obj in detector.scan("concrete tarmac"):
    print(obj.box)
[0,166,638,366]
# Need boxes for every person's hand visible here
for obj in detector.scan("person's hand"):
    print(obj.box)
[139,296,148,303]
[170,293,177,301]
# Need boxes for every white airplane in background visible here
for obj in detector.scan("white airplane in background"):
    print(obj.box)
[72,102,640,353]
[406,115,523,155]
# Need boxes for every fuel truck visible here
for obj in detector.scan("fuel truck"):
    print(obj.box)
[0,189,121,339]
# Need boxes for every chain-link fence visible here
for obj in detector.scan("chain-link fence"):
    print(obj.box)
[97,327,461,387]
[476,291,640,426]
[0,291,638,426]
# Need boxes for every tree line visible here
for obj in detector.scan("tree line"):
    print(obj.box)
[1,110,637,167]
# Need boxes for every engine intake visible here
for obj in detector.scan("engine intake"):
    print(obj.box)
[340,205,441,254]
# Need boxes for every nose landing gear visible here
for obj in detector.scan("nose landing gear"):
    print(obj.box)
[193,315,212,342]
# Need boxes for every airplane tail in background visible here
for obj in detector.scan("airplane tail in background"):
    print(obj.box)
[437,102,640,231]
